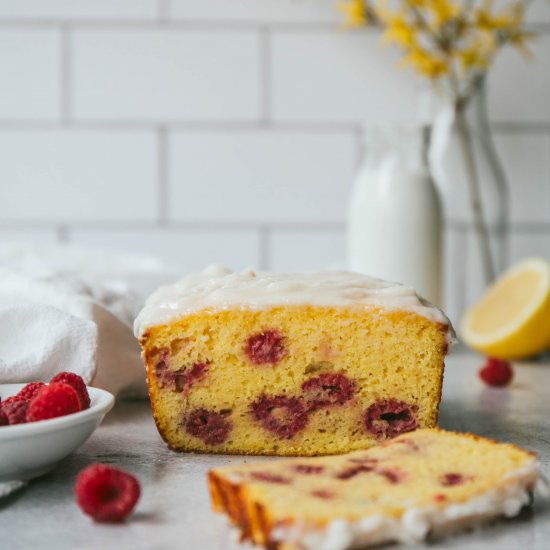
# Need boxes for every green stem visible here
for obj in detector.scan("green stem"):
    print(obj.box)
[455,102,496,283]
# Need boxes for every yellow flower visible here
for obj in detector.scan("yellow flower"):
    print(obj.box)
[428,0,460,26]
[476,0,524,31]
[335,0,534,83]
[337,0,368,28]
[402,46,448,78]
[382,14,417,48]
[373,0,391,24]
[508,29,535,58]
[459,32,496,71]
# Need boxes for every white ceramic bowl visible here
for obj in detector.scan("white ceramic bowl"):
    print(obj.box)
[0,384,115,482]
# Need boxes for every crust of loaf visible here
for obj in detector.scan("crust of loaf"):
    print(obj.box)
[208,470,290,550]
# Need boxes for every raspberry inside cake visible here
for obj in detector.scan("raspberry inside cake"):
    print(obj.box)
[208,429,539,549]
[135,267,452,456]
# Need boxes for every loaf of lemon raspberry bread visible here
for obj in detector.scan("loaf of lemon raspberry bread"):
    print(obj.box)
[208,429,539,549]
[134,266,453,455]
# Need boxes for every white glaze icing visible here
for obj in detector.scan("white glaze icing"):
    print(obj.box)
[134,265,454,340]
[270,461,539,550]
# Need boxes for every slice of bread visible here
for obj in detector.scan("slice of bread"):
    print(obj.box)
[208,429,538,549]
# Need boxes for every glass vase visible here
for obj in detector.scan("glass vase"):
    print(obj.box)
[430,76,510,321]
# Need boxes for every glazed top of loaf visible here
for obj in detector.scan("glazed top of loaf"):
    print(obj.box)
[134,265,453,342]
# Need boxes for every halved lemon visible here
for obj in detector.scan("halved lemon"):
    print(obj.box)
[461,257,550,359]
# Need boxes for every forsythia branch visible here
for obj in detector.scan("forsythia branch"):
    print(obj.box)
[337,0,535,95]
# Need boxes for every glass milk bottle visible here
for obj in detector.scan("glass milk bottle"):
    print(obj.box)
[347,127,442,305]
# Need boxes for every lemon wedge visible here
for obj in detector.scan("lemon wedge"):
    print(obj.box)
[461,257,550,359]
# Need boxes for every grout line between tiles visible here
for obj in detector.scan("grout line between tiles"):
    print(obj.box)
[0,20,346,31]
[0,19,547,34]
[3,222,550,256]
[0,120,362,132]
[157,126,169,225]
[258,226,270,270]
[4,220,550,233]
[0,119,549,134]
[0,221,347,232]
[259,26,271,125]
[492,123,550,134]
[157,0,169,22]
[60,25,72,122]
[352,124,364,171]
[449,221,532,232]
[57,225,70,243]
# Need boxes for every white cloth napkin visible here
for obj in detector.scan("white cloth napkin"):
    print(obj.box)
[0,303,97,385]
[0,244,178,498]
[0,243,175,396]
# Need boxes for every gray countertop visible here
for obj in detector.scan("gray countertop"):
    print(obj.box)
[2,351,549,549]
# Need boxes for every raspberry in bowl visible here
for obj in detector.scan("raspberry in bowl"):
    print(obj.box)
[0,379,114,482]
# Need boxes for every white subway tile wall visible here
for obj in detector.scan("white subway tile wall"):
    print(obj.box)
[269,229,346,272]
[0,228,60,244]
[69,228,261,271]
[0,29,61,119]
[526,0,550,24]
[510,232,550,263]
[167,0,339,22]
[0,129,158,222]
[489,35,550,123]
[168,130,356,223]
[0,0,548,325]
[72,29,261,121]
[271,31,427,124]
[495,132,550,224]
[0,1,158,20]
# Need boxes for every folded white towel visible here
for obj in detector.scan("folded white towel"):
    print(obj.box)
[0,244,174,397]
[0,244,178,498]
[0,303,97,385]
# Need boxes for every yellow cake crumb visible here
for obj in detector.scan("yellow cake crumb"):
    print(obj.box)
[140,306,448,456]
